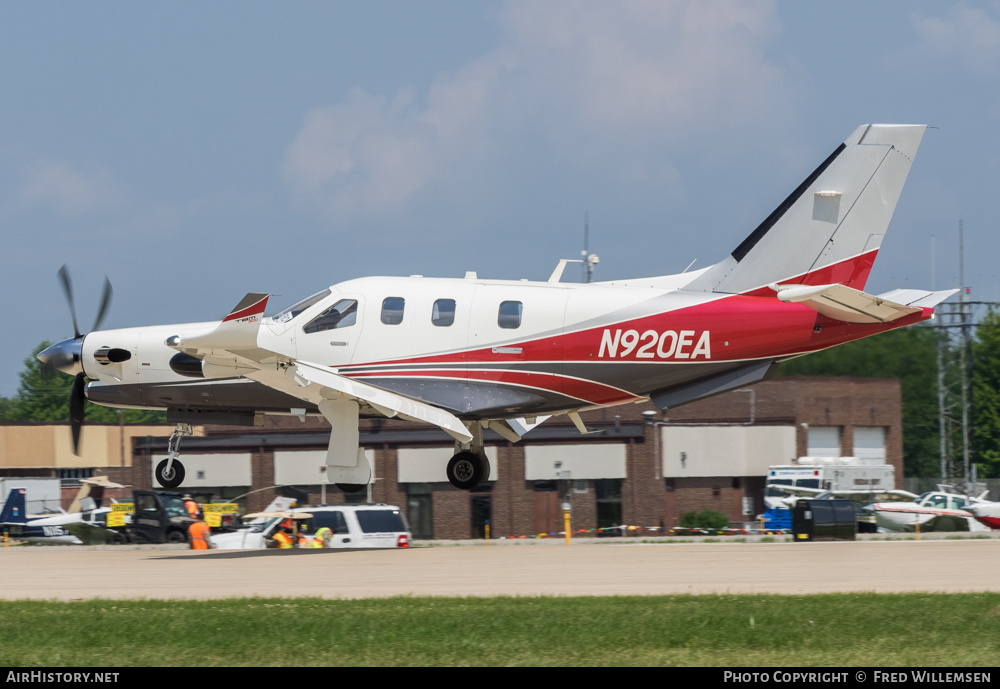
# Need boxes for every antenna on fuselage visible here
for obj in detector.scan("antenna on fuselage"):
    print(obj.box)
[582,211,599,283]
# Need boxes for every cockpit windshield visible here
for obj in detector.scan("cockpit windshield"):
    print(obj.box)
[271,289,332,324]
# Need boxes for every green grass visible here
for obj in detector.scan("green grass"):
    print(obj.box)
[1,594,998,666]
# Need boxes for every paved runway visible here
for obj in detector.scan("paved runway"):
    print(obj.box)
[1,539,997,600]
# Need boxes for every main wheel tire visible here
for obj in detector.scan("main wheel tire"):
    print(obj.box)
[337,483,366,494]
[155,458,185,488]
[166,529,188,544]
[447,451,487,490]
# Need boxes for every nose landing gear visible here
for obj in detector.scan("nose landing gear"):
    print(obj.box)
[154,424,192,489]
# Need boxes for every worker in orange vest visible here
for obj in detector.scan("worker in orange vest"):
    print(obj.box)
[310,527,333,548]
[183,495,199,519]
[271,526,294,549]
[188,513,214,550]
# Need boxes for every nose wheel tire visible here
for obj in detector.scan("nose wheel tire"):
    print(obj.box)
[447,451,488,490]
[155,458,186,489]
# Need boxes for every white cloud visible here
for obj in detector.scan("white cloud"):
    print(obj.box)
[911,3,1000,77]
[15,158,126,217]
[282,0,791,230]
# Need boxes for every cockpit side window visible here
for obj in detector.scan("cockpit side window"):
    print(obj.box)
[303,299,358,333]
[271,289,332,324]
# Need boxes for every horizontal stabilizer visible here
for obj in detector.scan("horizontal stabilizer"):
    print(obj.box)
[771,283,951,324]
[877,288,959,309]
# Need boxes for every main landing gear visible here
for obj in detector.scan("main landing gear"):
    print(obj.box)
[446,445,492,491]
[154,423,192,489]
[445,420,492,491]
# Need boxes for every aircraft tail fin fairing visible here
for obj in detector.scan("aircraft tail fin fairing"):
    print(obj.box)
[687,124,927,295]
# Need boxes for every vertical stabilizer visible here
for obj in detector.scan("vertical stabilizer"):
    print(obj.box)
[688,124,926,295]
[0,489,27,525]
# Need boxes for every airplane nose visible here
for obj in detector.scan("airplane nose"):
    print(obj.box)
[37,337,85,376]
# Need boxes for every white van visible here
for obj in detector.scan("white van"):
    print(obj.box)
[212,504,411,550]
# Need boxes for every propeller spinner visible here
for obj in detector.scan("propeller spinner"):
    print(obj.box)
[36,265,113,455]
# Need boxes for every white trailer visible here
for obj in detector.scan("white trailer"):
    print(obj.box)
[764,457,895,502]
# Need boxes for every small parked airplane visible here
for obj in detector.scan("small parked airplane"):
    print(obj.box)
[0,477,125,544]
[960,499,1000,531]
[863,488,991,533]
[38,124,955,492]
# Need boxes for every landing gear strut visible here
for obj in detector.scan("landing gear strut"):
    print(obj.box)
[446,450,490,490]
[154,424,192,489]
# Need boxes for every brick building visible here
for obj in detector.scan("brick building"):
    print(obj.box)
[111,376,903,538]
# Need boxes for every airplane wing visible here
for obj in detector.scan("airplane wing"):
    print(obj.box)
[62,522,121,546]
[166,293,473,444]
[772,283,957,324]
[279,360,473,443]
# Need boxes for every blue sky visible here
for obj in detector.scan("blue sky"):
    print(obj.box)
[3,1,1000,396]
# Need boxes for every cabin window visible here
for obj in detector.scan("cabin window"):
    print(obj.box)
[303,299,358,333]
[272,289,331,324]
[381,297,405,325]
[432,299,456,327]
[498,301,522,329]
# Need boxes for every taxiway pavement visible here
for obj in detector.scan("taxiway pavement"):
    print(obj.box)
[1,539,997,600]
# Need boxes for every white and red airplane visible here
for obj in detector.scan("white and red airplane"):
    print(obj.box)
[864,488,992,533]
[39,124,955,492]
[962,500,1000,530]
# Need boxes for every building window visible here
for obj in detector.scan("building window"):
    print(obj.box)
[343,490,368,504]
[56,468,95,480]
[471,494,492,539]
[498,301,522,329]
[595,479,623,536]
[406,484,433,540]
[381,297,405,325]
[432,299,456,327]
